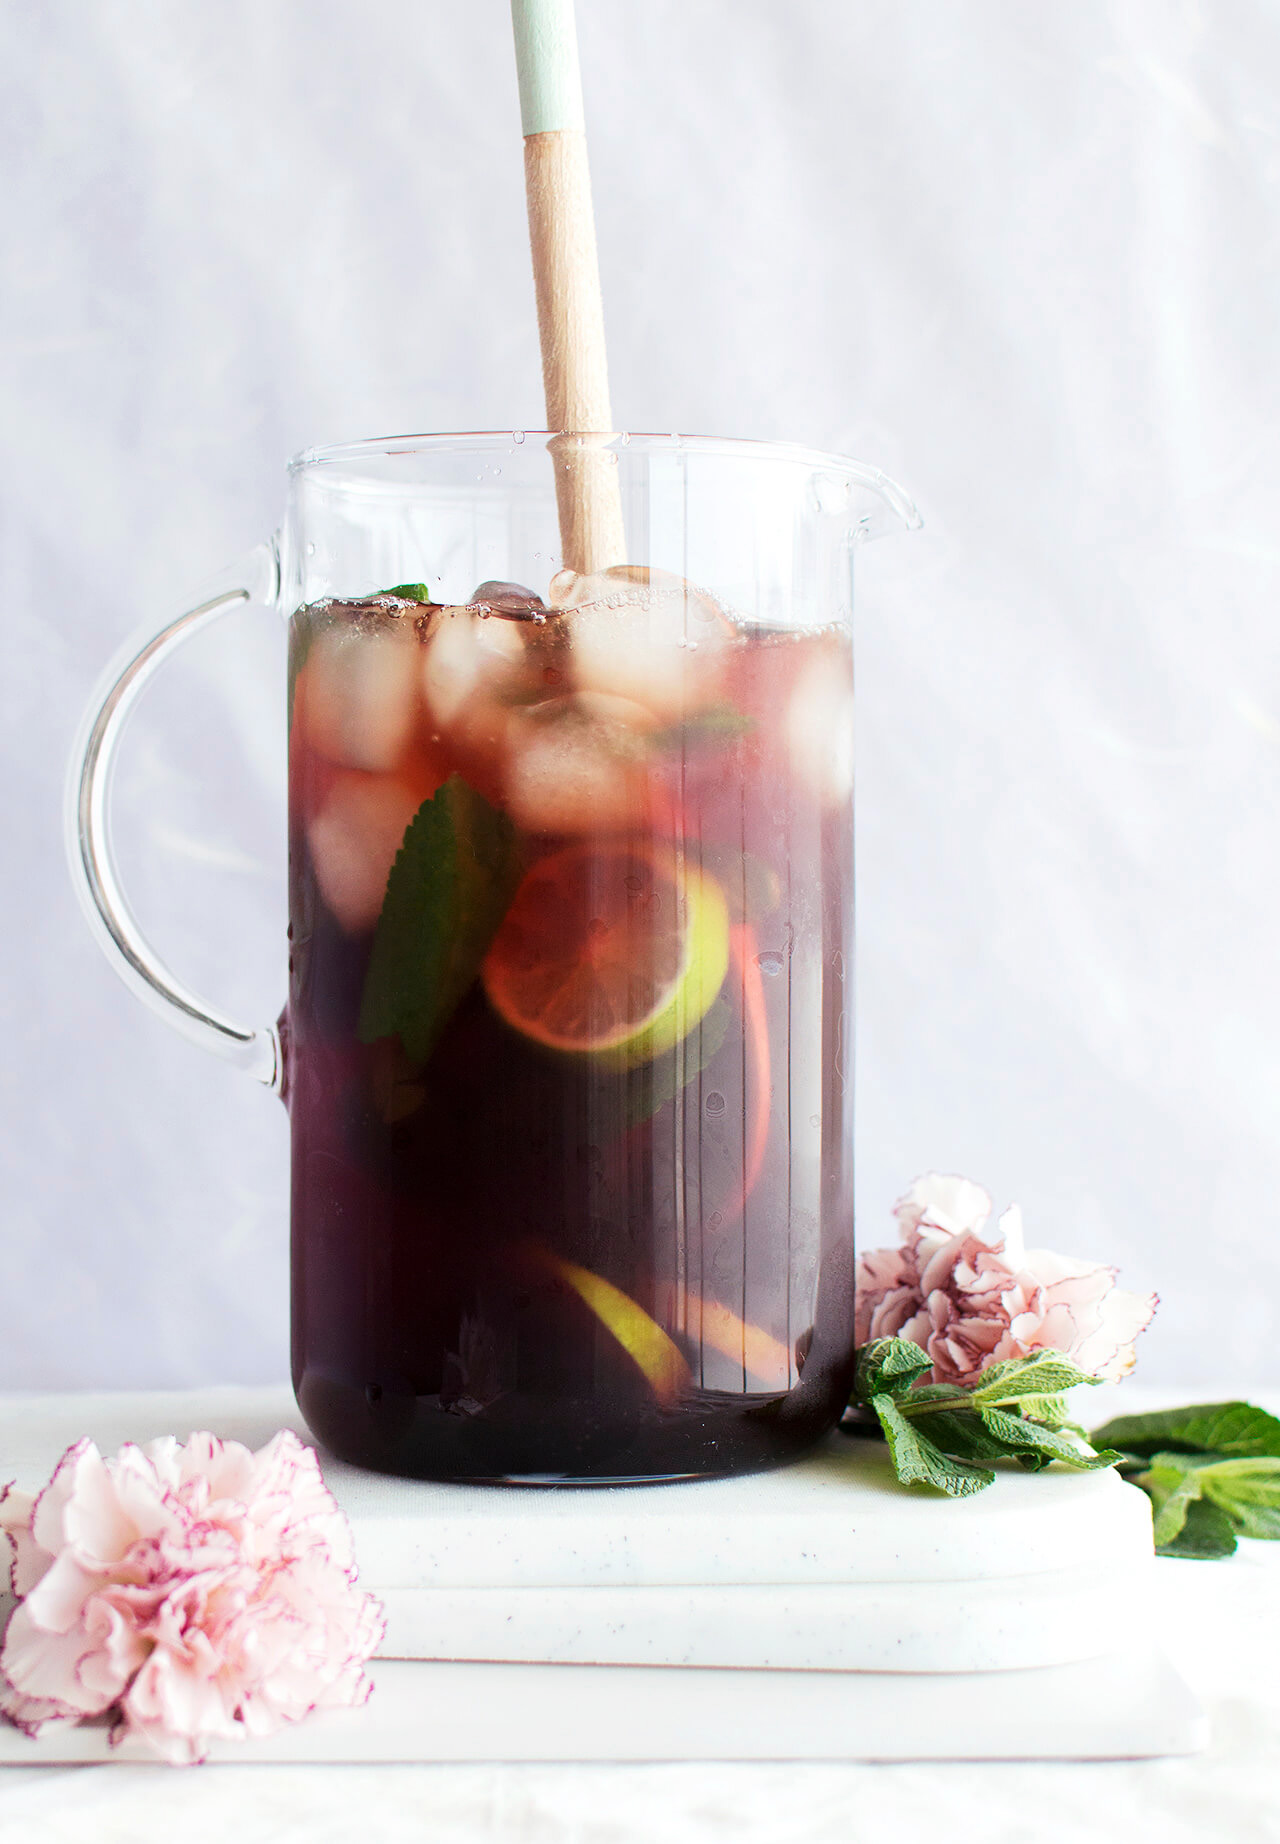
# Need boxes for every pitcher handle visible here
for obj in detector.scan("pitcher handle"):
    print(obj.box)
[65,539,284,1089]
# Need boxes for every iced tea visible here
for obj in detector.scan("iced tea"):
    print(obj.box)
[286,566,856,1479]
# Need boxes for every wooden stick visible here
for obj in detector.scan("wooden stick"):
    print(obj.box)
[512,0,626,575]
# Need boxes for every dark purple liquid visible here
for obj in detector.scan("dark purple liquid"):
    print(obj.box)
[286,596,856,1480]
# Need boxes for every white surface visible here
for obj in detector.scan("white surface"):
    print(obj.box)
[3,3,1279,1395]
[376,1569,1153,1672]
[0,1390,1272,1839]
[0,1386,1155,1673]
[0,1650,1204,1767]
[0,1386,1152,1588]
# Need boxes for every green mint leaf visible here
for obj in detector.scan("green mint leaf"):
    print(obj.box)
[911,1408,1017,1465]
[853,1339,934,1405]
[891,1382,970,1409]
[870,1394,995,1497]
[623,994,731,1129]
[966,1353,1101,1406]
[381,582,433,603]
[1090,1401,1280,1462]
[975,1405,1122,1472]
[1220,1501,1280,1541]
[1195,1457,1280,1534]
[1156,1496,1238,1559]
[1140,1458,1207,1548]
[1015,1394,1087,1435]
[649,705,756,754]
[358,775,519,1064]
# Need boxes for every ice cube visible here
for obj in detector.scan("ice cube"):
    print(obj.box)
[553,566,733,723]
[503,691,658,835]
[419,606,529,729]
[306,770,433,934]
[302,620,421,773]
[784,648,855,807]
[420,605,568,800]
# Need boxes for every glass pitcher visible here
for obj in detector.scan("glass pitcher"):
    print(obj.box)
[68,432,918,1482]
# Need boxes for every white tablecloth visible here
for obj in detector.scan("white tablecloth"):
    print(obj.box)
[0,1390,1276,1843]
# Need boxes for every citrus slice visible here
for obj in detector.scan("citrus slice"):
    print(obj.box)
[481,843,729,1064]
[549,1255,690,1405]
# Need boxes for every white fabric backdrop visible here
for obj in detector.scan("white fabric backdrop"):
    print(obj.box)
[3,0,1277,1390]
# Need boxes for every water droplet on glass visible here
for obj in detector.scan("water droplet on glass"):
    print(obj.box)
[512,430,526,445]
[705,1091,726,1117]
[809,1114,820,1129]
[306,542,316,557]
[709,1211,722,1229]
[756,950,785,977]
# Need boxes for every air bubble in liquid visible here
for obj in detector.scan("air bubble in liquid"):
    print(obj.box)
[705,1091,726,1117]
[756,950,785,977]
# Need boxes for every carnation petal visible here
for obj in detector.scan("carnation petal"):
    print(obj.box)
[0,1600,115,1716]
[0,1489,47,1600]
[0,1424,384,1764]
[894,1173,993,1243]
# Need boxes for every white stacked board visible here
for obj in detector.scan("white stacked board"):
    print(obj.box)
[0,1386,1205,1761]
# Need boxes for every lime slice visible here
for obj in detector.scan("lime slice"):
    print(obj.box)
[481,843,729,1066]
[551,1256,690,1405]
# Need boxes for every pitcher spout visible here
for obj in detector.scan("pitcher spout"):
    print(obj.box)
[839,459,922,543]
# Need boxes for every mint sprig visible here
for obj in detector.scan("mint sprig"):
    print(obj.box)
[851,1354,1280,1560]
[358,775,519,1065]
[1091,1400,1280,1558]
[849,1338,1121,1500]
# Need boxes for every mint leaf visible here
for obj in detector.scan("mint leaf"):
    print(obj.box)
[912,1408,1019,1466]
[1196,1457,1280,1534]
[381,582,433,603]
[1158,1497,1238,1559]
[1091,1401,1280,1461]
[966,1353,1101,1405]
[1141,1457,1212,1548]
[358,775,519,1064]
[623,994,730,1129]
[650,705,756,753]
[853,1338,933,1404]
[1220,1502,1280,1540]
[891,1381,970,1409]
[975,1405,1121,1472]
[1016,1394,1087,1435]
[870,1394,994,1497]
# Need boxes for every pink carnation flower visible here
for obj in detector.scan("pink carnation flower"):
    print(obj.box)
[855,1173,1157,1386]
[0,1429,384,1765]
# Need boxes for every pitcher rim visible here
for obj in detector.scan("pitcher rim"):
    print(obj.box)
[288,430,921,529]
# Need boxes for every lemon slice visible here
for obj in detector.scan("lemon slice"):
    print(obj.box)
[481,843,729,1066]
